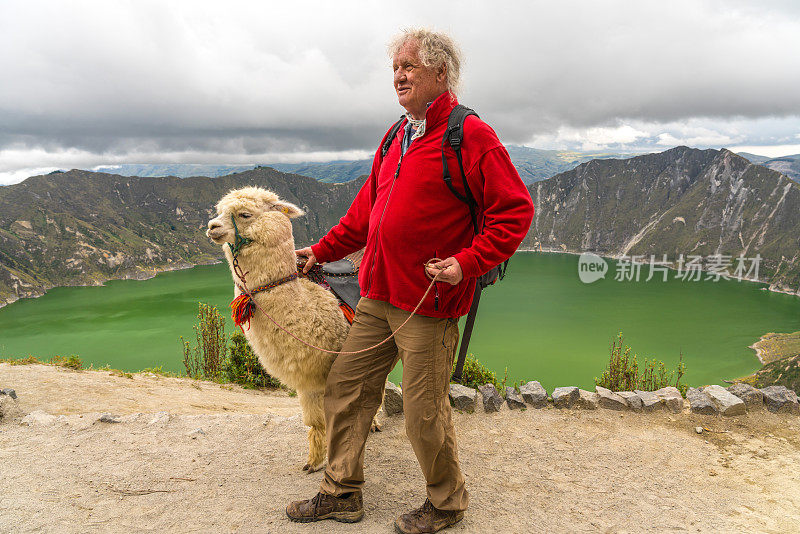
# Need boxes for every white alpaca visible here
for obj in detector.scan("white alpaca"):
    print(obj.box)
[207,186,352,472]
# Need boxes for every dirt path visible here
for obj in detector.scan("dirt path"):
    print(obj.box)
[2,364,800,533]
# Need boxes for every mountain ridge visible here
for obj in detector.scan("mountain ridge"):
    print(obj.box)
[524,146,800,295]
[0,168,364,307]
[2,146,799,309]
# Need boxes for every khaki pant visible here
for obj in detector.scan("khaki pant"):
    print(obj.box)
[319,297,469,512]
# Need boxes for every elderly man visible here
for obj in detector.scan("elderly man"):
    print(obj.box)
[288,28,534,533]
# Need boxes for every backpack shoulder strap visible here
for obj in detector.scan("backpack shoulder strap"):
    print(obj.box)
[381,116,406,159]
[442,104,480,234]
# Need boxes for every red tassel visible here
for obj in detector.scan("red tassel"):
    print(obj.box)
[339,303,355,325]
[231,293,255,331]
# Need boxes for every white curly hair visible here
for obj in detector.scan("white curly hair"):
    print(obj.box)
[388,28,463,96]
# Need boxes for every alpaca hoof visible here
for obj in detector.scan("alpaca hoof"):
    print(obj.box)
[370,422,382,432]
[303,462,324,473]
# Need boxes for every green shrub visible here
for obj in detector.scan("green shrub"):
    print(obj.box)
[181,303,227,380]
[454,353,502,392]
[224,332,281,389]
[50,354,83,370]
[595,332,686,395]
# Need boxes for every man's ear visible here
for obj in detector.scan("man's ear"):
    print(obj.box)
[272,200,305,219]
[437,62,447,83]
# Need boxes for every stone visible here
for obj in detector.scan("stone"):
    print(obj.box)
[551,387,579,409]
[596,386,628,411]
[576,389,599,410]
[760,386,800,414]
[98,413,121,423]
[634,390,664,412]
[695,426,704,434]
[148,411,171,426]
[384,382,404,416]
[519,381,548,407]
[727,383,763,409]
[449,384,477,413]
[1,395,21,421]
[703,385,746,416]
[479,384,504,413]
[20,410,58,426]
[616,391,643,412]
[653,386,684,413]
[1,388,17,400]
[505,387,526,410]
[188,428,206,438]
[687,387,718,415]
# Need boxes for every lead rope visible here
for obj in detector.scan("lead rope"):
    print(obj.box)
[234,256,446,356]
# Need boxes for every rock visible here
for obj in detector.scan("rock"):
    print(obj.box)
[1,388,17,400]
[384,381,404,416]
[687,387,718,415]
[760,386,800,414]
[551,387,579,409]
[703,385,746,416]
[98,413,121,423]
[727,383,763,409]
[576,389,599,410]
[695,426,704,434]
[1,395,21,421]
[596,386,628,411]
[20,410,58,426]
[449,384,477,413]
[148,411,171,426]
[188,428,206,438]
[634,390,664,412]
[505,387,526,410]
[653,386,684,413]
[616,391,643,412]
[479,384,504,413]
[519,381,548,407]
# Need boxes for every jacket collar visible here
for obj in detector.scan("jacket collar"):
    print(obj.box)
[421,91,458,131]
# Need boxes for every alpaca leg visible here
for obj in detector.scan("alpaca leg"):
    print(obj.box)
[371,390,386,432]
[298,390,326,473]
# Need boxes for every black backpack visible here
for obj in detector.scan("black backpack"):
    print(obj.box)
[381,105,509,383]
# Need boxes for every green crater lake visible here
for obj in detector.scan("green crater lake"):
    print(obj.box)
[2,252,799,391]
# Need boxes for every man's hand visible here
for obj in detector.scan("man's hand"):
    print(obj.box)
[425,257,463,285]
[295,246,317,273]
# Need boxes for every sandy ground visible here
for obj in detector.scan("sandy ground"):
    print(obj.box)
[2,364,800,533]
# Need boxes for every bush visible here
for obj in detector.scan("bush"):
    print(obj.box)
[50,354,82,370]
[595,332,686,395]
[181,303,227,380]
[224,332,281,389]
[455,353,502,392]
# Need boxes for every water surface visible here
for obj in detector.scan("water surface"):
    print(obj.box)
[2,253,798,390]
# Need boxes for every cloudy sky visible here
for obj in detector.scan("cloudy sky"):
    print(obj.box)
[1,0,799,184]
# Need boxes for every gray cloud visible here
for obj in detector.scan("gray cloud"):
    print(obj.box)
[1,0,800,183]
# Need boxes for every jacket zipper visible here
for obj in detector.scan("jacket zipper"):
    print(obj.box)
[365,150,405,295]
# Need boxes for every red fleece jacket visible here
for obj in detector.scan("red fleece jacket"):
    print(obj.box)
[311,92,534,318]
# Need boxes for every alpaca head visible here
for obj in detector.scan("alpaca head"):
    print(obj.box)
[207,187,305,252]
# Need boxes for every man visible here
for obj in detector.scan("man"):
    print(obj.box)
[288,28,534,533]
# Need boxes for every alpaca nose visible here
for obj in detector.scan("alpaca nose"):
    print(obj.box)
[208,220,221,230]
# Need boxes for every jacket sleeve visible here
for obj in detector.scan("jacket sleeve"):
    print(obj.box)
[310,146,382,263]
[452,145,535,279]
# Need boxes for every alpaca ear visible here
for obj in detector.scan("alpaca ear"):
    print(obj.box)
[272,200,305,218]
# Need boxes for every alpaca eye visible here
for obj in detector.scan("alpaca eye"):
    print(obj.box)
[239,213,251,219]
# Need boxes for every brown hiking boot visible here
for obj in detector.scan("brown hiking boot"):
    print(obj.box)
[286,491,364,523]
[394,498,464,533]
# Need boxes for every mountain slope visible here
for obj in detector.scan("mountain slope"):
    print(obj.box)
[524,146,800,294]
[0,169,363,307]
[738,153,800,183]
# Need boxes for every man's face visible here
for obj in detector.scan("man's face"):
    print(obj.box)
[392,40,446,118]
